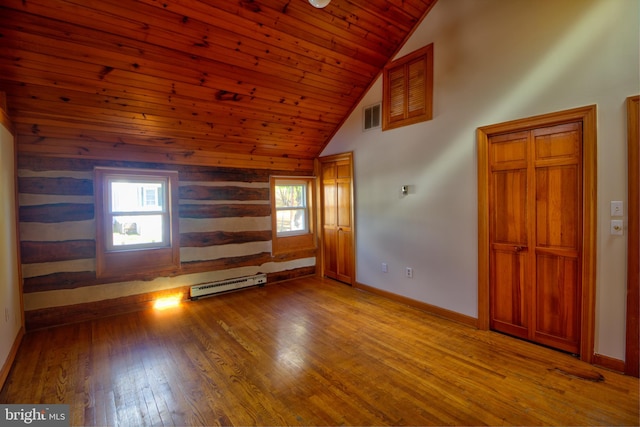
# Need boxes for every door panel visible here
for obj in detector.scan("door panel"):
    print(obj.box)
[323,181,337,227]
[533,124,582,353]
[335,161,353,283]
[534,124,580,161]
[536,166,580,249]
[324,228,337,280]
[491,248,528,337]
[535,254,580,352]
[490,161,528,337]
[322,162,338,280]
[337,162,351,179]
[336,229,353,283]
[490,131,528,165]
[337,180,351,229]
[492,170,527,244]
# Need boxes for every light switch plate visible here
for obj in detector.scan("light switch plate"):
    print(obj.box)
[611,220,624,235]
[611,201,623,217]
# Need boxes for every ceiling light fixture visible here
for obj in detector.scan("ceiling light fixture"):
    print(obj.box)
[308,0,331,8]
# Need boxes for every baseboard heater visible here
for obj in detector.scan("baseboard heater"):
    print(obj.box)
[190,273,267,300]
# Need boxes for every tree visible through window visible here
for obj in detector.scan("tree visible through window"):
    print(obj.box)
[275,181,308,235]
[109,180,166,249]
[94,167,180,279]
[270,176,316,254]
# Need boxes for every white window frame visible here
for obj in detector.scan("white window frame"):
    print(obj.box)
[274,178,310,237]
[105,175,170,251]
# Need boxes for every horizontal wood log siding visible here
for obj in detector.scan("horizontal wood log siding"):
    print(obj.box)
[19,155,315,328]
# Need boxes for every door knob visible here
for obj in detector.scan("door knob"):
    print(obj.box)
[514,246,525,252]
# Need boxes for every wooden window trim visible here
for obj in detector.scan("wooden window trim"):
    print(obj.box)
[270,176,316,255]
[626,95,639,377]
[382,44,434,131]
[95,167,180,279]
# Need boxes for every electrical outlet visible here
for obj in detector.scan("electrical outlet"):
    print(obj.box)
[611,220,624,235]
[405,267,413,278]
[381,262,388,273]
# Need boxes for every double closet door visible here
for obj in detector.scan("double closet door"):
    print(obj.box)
[489,122,583,354]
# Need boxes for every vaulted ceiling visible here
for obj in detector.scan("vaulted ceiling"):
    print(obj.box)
[0,0,437,170]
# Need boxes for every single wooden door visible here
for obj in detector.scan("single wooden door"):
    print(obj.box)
[489,122,583,354]
[320,154,354,285]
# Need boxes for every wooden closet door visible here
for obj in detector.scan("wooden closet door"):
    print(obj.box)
[489,123,582,354]
[322,162,338,280]
[489,131,530,340]
[335,160,353,283]
[320,154,354,285]
[532,123,582,353]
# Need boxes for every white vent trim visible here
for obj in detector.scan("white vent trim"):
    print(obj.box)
[363,102,381,131]
[190,273,267,299]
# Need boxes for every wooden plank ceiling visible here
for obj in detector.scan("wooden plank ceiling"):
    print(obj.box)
[0,0,436,170]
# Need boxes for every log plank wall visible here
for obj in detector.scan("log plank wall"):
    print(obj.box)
[18,155,315,330]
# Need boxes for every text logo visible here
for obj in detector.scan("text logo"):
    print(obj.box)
[1,405,69,426]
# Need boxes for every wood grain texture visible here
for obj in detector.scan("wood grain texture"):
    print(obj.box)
[17,155,317,328]
[488,123,583,354]
[180,230,272,247]
[0,327,23,392]
[477,105,597,363]
[20,240,96,264]
[23,271,98,294]
[3,277,638,426]
[354,281,477,327]
[178,204,271,219]
[179,185,269,201]
[22,268,313,330]
[0,0,437,167]
[23,249,316,294]
[19,203,95,223]
[627,95,640,377]
[18,176,93,195]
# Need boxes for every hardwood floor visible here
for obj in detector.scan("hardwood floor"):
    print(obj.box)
[1,277,638,426]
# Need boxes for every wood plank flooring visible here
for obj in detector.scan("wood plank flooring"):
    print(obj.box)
[1,277,638,426]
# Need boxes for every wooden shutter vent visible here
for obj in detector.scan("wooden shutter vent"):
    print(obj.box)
[382,44,433,131]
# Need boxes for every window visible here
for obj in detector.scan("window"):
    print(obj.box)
[270,176,316,254]
[108,180,166,249]
[382,43,433,131]
[95,167,180,279]
[275,180,309,235]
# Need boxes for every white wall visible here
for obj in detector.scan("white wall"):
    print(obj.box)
[322,0,639,361]
[0,118,22,369]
